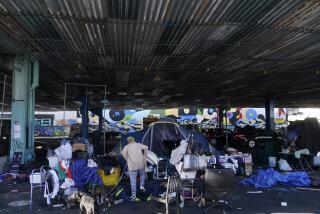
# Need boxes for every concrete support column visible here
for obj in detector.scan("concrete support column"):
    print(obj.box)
[80,96,89,138]
[10,55,39,163]
[265,98,275,130]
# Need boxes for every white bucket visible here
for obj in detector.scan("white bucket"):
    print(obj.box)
[268,156,276,168]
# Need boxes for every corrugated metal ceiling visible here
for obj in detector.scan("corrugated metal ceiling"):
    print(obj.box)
[0,0,320,109]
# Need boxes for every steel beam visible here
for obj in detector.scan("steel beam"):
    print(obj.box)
[80,96,89,139]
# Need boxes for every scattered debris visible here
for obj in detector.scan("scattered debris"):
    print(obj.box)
[8,200,29,207]
[10,189,18,192]
[52,204,64,208]
[114,199,124,205]
[246,191,263,194]
[297,187,320,191]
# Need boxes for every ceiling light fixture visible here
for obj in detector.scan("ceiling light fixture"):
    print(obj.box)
[118,92,127,96]
[100,99,109,104]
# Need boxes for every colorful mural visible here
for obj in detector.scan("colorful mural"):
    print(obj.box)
[104,108,218,125]
[34,126,70,137]
[103,107,286,129]
[225,108,287,128]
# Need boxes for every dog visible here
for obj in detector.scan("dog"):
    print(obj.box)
[67,191,95,214]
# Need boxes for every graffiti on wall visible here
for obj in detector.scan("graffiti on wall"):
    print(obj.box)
[103,107,286,128]
[104,108,218,125]
[11,138,24,152]
[225,108,287,128]
[34,126,70,137]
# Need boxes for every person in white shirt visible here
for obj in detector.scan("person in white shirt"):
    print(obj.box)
[121,136,148,201]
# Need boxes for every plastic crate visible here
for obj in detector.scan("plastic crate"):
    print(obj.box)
[29,172,43,184]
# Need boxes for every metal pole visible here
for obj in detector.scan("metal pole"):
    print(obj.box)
[225,108,229,149]
[103,85,106,154]
[63,83,66,121]
[0,75,7,139]
[62,83,67,139]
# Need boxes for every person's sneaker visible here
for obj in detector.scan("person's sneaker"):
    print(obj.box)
[129,196,140,202]
[140,186,146,192]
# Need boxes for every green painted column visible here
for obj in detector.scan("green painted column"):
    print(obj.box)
[10,55,39,163]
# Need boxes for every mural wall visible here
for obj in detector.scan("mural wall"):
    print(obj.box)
[34,126,70,137]
[225,108,286,128]
[104,108,217,125]
[104,107,287,128]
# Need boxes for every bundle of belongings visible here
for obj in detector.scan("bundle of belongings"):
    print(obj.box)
[170,139,251,179]
[34,137,124,210]
[170,138,208,179]
[240,168,311,188]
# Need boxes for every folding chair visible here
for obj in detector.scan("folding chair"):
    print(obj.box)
[295,154,313,172]
[151,176,181,214]
[29,166,48,214]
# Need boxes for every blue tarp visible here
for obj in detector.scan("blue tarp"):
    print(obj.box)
[70,159,102,189]
[240,168,311,188]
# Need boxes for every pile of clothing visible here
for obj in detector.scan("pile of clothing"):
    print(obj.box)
[45,138,122,200]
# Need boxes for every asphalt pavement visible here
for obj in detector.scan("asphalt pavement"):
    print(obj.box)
[0,180,319,214]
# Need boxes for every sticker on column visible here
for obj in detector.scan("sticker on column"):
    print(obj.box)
[13,121,21,139]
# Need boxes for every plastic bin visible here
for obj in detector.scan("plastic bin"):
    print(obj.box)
[313,156,320,166]
[268,156,276,168]
[245,163,253,176]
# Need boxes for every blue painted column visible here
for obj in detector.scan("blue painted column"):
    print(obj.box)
[218,107,225,128]
[98,109,103,132]
[90,108,103,131]
[10,55,39,163]
[265,98,275,130]
[80,96,89,138]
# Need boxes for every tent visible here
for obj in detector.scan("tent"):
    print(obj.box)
[187,130,210,152]
[112,117,210,158]
[288,118,320,153]
[142,118,210,156]
[112,128,148,155]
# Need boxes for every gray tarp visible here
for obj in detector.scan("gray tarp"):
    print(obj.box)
[142,121,188,156]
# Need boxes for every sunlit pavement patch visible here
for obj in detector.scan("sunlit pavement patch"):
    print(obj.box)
[7,200,29,207]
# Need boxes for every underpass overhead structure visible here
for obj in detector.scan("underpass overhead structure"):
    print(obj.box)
[1,0,320,109]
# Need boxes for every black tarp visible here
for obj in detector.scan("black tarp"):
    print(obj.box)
[288,118,320,153]
[142,120,188,156]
